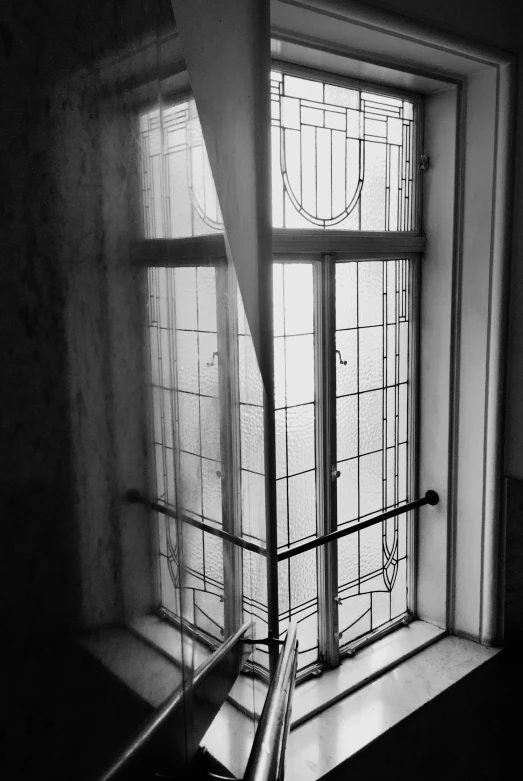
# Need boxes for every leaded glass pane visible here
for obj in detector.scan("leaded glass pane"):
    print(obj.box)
[271,70,416,230]
[273,262,319,671]
[335,258,411,647]
[148,265,225,642]
[140,101,223,239]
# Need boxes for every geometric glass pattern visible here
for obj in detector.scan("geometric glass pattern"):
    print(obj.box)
[147,265,225,642]
[140,101,223,239]
[273,263,319,670]
[335,259,411,646]
[271,70,416,231]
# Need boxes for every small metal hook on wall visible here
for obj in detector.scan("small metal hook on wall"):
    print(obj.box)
[207,351,219,367]
[336,349,347,366]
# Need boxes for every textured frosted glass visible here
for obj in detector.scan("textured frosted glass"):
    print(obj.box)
[278,560,290,613]
[359,326,383,392]
[199,395,221,461]
[275,409,287,479]
[180,452,202,517]
[176,331,199,393]
[273,264,285,337]
[338,533,358,589]
[336,330,357,397]
[288,470,316,543]
[274,337,286,410]
[182,523,204,574]
[277,479,288,547]
[203,533,224,585]
[165,447,176,505]
[336,458,358,526]
[149,330,160,385]
[198,332,219,397]
[283,265,313,335]
[202,458,222,523]
[359,451,383,516]
[399,384,408,443]
[336,395,358,461]
[290,548,317,607]
[152,386,162,444]
[400,322,409,383]
[239,334,264,406]
[359,522,383,578]
[361,142,386,230]
[336,263,357,330]
[358,262,383,327]
[196,267,217,333]
[286,404,315,476]
[159,328,172,388]
[177,391,200,455]
[243,549,268,604]
[241,470,266,541]
[155,443,166,502]
[386,325,397,386]
[285,335,315,407]
[386,387,396,449]
[174,268,198,330]
[240,405,265,475]
[325,83,359,109]
[359,390,383,455]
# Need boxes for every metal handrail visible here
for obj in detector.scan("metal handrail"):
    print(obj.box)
[94,619,253,781]
[126,490,267,556]
[126,488,439,563]
[243,622,299,781]
[277,490,439,562]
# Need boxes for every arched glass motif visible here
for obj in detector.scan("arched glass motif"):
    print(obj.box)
[271,70,416,231]
[140,101,223,239]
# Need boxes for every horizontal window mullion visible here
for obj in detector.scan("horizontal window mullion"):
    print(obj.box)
[273,231,425,256]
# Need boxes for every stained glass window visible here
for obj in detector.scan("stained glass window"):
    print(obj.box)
[148,265,225,641]
[335,259,411,647]
[142,65,419,679]
[140,101,223,239]
[271,70,416,230]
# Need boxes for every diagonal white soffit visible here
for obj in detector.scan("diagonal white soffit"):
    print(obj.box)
[170,0,272,378]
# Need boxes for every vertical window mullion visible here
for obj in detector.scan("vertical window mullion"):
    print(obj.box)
[216,260,243,637]
[316,253,340,667]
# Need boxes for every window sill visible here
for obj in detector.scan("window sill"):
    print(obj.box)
[80,614,499,779]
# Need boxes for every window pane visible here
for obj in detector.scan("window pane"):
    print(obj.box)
[336,259,411,647]
[140,102,223,238]
[148,266,225,643]
[271,70,416,230]
[272,262,319,671]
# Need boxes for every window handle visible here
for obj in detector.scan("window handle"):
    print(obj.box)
[336,349,347,366]
[331,466,341,482]
[207,351,219,367]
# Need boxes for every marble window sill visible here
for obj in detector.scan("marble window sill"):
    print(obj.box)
[79,617,499,779]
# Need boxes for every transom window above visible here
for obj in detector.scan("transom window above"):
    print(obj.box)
[270,68,417,230]
[139,67,418,240]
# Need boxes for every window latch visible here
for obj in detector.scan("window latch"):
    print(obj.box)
[419,154,430,171]
[331,466,341,482]
[207,351,219,367]
[336,349,347,366]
